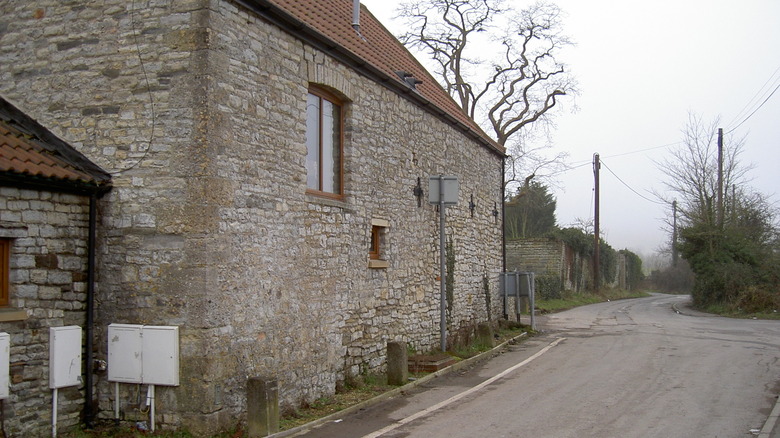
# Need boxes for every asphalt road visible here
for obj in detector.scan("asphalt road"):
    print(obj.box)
[293,294,780,438]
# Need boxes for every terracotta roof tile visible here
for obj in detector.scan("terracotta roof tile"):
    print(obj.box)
[0,121,96,183]
[264,0,504,154]
[0,97,111,194]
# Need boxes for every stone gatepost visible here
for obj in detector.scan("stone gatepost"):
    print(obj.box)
[477,323,495,348]
[386,341,408,386]
[247,377,279,437]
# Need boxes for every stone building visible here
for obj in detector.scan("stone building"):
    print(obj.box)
[0,97,111,436]
[0,0,504,435]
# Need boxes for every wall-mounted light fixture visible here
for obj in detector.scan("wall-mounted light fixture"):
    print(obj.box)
[469,194,476,217]
[493,202,499,223]
[413,177,423,207]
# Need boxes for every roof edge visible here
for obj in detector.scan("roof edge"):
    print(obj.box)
[232,0,506,157]
[0,97,113,186]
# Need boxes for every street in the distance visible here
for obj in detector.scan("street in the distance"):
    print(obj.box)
[294,294,780,438]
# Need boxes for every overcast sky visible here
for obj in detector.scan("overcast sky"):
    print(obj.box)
[361,0,780,258]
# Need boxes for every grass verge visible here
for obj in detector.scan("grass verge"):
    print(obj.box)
[536,288,650,314]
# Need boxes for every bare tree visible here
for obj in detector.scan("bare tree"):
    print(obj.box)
[399,0,577,191]
[655,114,750,228]
[655,114,780,307]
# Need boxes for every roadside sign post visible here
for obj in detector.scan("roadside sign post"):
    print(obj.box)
[429,175,458,351]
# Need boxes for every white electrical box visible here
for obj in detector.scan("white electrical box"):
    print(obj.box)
[107,324,179,386]
[0,332,9,399]
[143,326,179,386]
[108,324,143,383]
[49,326,82,389]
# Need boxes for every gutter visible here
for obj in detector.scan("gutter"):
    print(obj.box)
[501,157,507,318]
[83,192,97,427]
[83,184,111,427]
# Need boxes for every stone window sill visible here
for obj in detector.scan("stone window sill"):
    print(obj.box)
[0,308,28,322]
[369,259,389,269]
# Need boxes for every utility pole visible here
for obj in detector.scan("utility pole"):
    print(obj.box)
[672,200,678,267]
[717,128,724,228]
[593,153,600,292]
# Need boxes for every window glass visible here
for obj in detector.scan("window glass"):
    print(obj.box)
[322,100,341,193]
[369,226,381,259]
[305,89,343,196]
[305,93,321,190]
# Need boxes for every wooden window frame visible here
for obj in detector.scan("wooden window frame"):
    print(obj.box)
[368,219,389,269]
[0,239,9,307]
[306,87,345,200]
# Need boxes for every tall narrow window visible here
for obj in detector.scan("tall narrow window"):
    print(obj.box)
[306,88,343,197]
[0,239,9,307]
[369,226,381,260]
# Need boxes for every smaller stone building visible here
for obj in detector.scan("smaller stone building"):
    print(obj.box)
[0,97,111,436]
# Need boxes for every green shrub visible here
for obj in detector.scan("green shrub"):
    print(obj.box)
[536,273,563,300]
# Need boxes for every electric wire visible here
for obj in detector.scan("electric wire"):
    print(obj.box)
[725,80,780,135]
[600,159,666,206]
[555,140,679,177]
[109,0,156,175]
[725,64,780,131]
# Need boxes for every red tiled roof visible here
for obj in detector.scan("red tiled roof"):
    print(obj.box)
[258,0,504,154]
[0,97,111,194]
[0,122,97,183]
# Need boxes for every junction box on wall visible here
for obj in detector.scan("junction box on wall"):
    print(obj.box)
[107,324,180,431]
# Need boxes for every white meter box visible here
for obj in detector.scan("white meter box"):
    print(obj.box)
[49,326,82,389]
[142,326,179,386]
[0,332,9,399]
[107,324,142,384]
[108,324,179,386]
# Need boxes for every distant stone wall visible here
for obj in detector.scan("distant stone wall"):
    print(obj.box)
[507,239,629,293]
[0,188,91,437]
[506,238,565,275]
[0,0,504,434]
[506,238,591,292]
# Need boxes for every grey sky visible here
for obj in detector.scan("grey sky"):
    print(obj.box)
[362,0,780,257]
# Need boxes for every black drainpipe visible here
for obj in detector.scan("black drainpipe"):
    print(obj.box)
[501,157,507,319]
[84,192,97,427]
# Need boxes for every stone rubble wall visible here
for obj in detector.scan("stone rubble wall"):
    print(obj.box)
[507,238,627,292]
[0,0,503,435]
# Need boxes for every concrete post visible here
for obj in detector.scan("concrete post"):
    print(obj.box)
[386,341,408,386]
[247,377,279,437]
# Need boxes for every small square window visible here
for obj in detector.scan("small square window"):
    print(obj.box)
[368,219,389,269]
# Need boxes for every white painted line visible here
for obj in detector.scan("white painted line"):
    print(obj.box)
[361,337,567,438]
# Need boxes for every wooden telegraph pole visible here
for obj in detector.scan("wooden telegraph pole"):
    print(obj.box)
[672,200,678,267]
[593,153,600,292]
[717,128,724,228]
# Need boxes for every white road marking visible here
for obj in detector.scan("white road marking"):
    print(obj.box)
[360,337,567,438]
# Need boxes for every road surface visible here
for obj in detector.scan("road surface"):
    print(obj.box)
[293,294,780,438]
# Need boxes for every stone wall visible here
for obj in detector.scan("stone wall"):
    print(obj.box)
[507,238,629,293]
[0,0,503,434]
[0,187,91,437]
[506,238,565,275]
[506,238,590,292]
